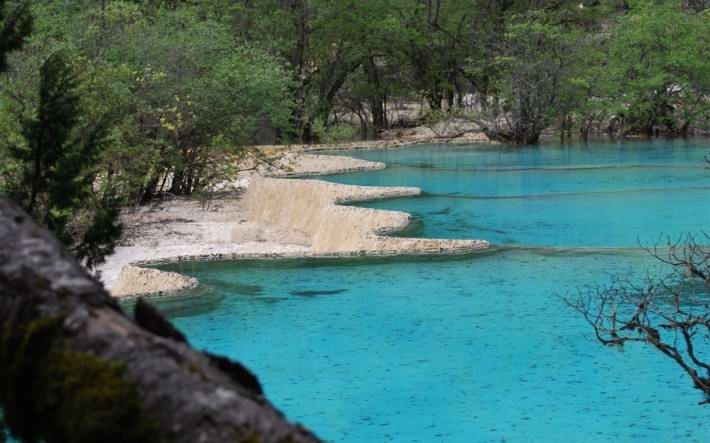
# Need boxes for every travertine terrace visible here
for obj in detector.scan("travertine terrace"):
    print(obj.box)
[243,176,488,255]
[103,152,489,297]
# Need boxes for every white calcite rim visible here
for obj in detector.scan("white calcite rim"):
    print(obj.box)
[104,152,489,298]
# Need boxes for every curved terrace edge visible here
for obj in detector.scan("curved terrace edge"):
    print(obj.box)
[103,152,490,298]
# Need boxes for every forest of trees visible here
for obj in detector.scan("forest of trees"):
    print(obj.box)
[1,3,710,438]
[0,0,708,263]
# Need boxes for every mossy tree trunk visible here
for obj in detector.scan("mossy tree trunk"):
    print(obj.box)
[0,197,322,443]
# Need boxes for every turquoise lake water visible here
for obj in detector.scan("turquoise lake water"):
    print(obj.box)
[154,139,710,442]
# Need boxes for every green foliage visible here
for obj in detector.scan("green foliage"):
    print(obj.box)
[10,52,83,217]
[0,0,707,222]
[5,52,121,268]
[71,193,123,269]
[464,1,605,142]
[100,7,292,197]
[219,0,392,141]
[387,0,479,110]
[605,0,710,134]
[456,0,710,142]
[1,1,294,204]
[0,0,31,72]
[310,118,358,144]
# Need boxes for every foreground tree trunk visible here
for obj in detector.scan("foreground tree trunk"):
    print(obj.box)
[0,197,322,443]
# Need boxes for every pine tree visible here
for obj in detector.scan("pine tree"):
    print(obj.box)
[0,0,31,72]
[7,53,122,269]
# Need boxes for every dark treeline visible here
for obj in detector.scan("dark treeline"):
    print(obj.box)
[0,0,708,264]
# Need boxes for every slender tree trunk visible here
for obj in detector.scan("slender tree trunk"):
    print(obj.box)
[302,60,361,143]
[427,91,443,111]
[680,120,691,137]
[363,57,386,136]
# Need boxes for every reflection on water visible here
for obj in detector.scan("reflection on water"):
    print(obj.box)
[290,289,349,297]
[154,140,710,442]
[123,285,225,319]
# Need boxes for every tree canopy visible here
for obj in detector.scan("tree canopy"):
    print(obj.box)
[0,0,708,209]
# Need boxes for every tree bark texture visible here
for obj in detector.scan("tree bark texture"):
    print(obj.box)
[0,197,322,443]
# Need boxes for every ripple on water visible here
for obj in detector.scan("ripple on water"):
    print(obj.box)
[154,140,710,443]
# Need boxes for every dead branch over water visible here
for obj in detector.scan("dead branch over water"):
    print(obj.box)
[565,234,710,404]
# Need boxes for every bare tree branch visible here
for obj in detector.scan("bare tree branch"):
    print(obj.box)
[564,236,710,404]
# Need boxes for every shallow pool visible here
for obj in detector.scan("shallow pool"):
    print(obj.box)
[155,139,710,442]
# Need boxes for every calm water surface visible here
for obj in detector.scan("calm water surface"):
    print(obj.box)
[155,139,710,442]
